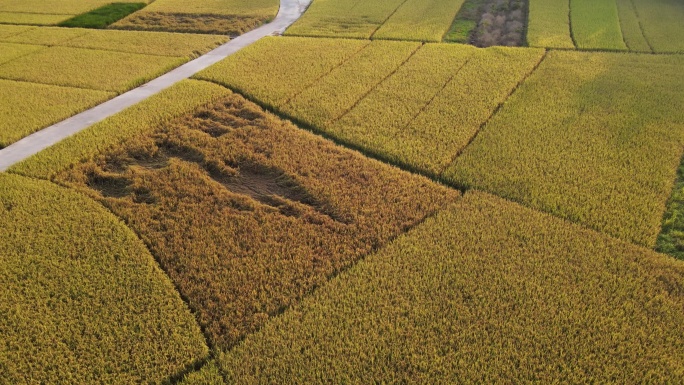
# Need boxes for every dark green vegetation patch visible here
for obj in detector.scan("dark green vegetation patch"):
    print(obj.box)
[657,157,684,260]
[58,3,146,29]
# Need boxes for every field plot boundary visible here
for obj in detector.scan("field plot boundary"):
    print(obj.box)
[437,49,549,176]
[0,0,312,171]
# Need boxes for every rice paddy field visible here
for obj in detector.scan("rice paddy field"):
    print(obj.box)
[111,0,280,34]
[2,0,684,383]
[0,26,226,148]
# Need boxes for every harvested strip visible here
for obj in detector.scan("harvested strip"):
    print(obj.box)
[571,0,626,50]
[63,29,228,57]
[12,79,231,179]
[371,0,465,42]
[195,36,370,108]
[329,45,544,175]
[56,91,459,350]
[0,173,207,384]
[0,79,113,148]
[285,0,406,39]
[220,191,684,383]
[444,51,684,247]
[526,0,574,48]
[0,42,44,65]
[281,40,421,127]
[615,0,651,52]
[0,46,185,92]
[0,12,72,25]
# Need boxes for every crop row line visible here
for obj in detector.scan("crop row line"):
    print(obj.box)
[395,57,473,144]
[437,48,550,176]
[280,40,372,106]
[327,42,424,126]
[627,0,654,53]
[567,0,578,49]
[368,0,412,40]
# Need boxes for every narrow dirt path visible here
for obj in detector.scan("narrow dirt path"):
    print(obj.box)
[0,0,312,171]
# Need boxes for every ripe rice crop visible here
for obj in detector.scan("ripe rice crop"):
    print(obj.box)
[1,26,89,45]
[13,79,231,179]
[0,12,72,25]
[0,26,227,57]
[371,0,466,42]
[280,40,421,128]
[0,46,185,92]
[571,0,626,50]
[219,191,684,383]
[327,45,544,175]
[0,173,207,384]
[62,29,227,57]
[0,25,36,39]
[444,51,684,247]
[0,79,113,148]
[134,0,278,16]
[198,38,543,177]
[111,0,278,34]
[285,0,406,39]
[0,42,44,65]
[286,0,466,41]
[0,0,149,15]
[177,361,225,385]
[526,0,574,48]
[56,91,459,350]
[111,12,268,35]
[195,37,370,108]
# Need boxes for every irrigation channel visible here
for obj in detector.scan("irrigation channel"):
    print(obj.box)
[0,0,312,171]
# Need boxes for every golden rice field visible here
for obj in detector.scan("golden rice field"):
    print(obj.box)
[2,0,684,382]
[196,37,544,176]
[54,91,458,350]
[286,0,466,41]
[220,191,684,383]
[527,0,684,52]
[0,79,113,148]
[444,51,684,247]
[13,80,232,178]
[0,26,226,147]
[0,0,150,25]
[0,173,207,384]
[111,0,279,34]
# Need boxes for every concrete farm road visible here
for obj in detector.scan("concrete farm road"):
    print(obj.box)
[0,0,312,171]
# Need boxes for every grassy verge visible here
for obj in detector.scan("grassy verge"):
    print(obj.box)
[656,157,684,260]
